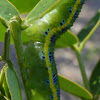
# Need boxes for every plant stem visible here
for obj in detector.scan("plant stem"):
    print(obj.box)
[72,46,90,91]
[2,29,10,61]
[9,18,24,66]
[79,19,100,52]
[9,16,28,100]
[1,29,13,68]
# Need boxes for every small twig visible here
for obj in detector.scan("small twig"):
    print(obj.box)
[72,46,90,91]
[1,29,13,68]
[79,19,100,52]
[2,29,10,61]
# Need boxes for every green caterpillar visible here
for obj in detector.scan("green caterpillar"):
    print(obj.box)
[24,0,85,100]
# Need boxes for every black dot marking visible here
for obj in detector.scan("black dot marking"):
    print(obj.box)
[66,26,70,29]
[53,34,56,37]
[51,36,55,39]
[53,77,58,82]
[53,73,56,77]
[75,12,78,15]
[71,18,75,22]
[69,7,72,14]
[50,95,54,99]
[70,7,72,9]
[49,52,52,54]
[61,28,67,33]
[48,29,50,31]
[49,52,54,56]
[41,55,45,60]
[42,56,45,59]
[54,81,57,85]
[49,58,54,62]
[41,51,44,53]
[56,89,60,97]
[50,39,55,44]
[63,20,65,23]
[60,22,63,26]
[53,78,58,85]
[76,9,79,12]
[69,10,72,13]
[74,15,78,18]
[49,55,52,58]
[80,0,84,4]
[46,80,50,84]
[45,31,48,35]
[52,36,56,40]
[75,11,79,15]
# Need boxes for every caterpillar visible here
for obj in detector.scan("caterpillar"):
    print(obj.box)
[24,0,85,100]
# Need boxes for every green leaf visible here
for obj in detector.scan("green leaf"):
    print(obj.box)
[0,67,6,98]
[0,0,19,25]
[55,30,79,48]
[4,66,22,100]
[59,74,93,99]
[89,59,100,95]
[0,22,6,42]
[77,9,100,51]
[8,0,40,13]
[26,0,70,25]
[0,66,5,87]
[3,76,11,99]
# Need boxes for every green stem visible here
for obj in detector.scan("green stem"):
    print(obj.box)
[1,29,13,68]
[79,19,100,52]
[9,16,28,99]
[72,46,90,91]
[9,17,24,66]
[2,29,10,61]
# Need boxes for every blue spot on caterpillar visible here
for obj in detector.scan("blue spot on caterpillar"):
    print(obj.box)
[25,0,85,99]
[69,7,73,14]
[45,31,48,36]
[46,80,50,84]
[56,88,60,98]
[53,73,58,85]
[50,95,54,99]
[41,55,45,60]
